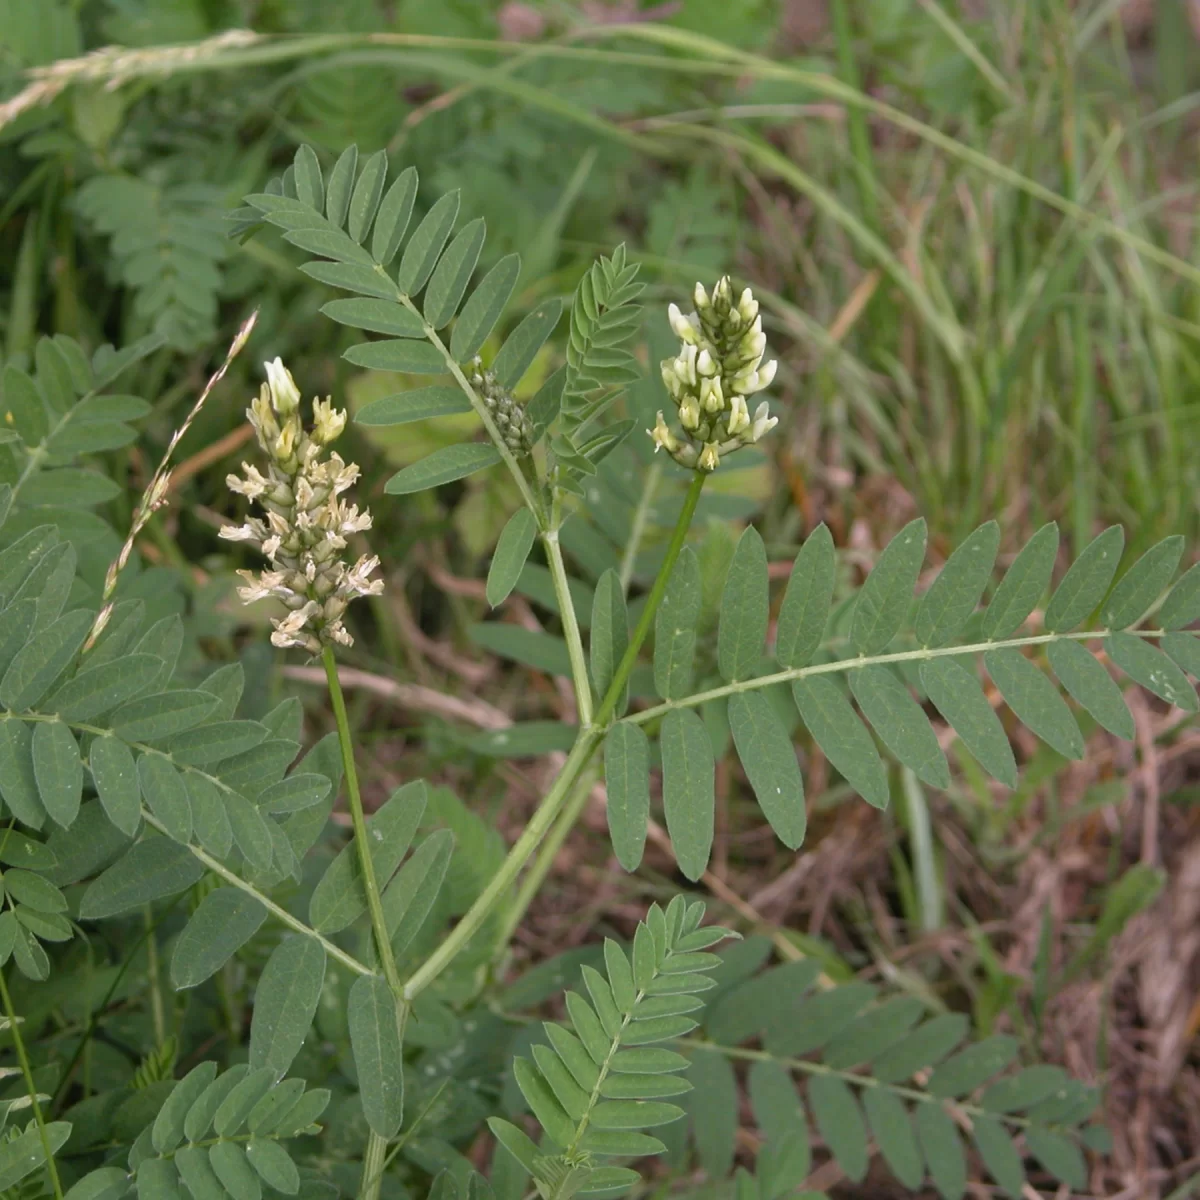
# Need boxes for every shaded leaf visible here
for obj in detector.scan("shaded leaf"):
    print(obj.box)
[249,936,326,1078]
[1044,525,1124,632]
[660,709,714,881]
[851,518,926,654]
[385,445,501,494]
[729,691,805,848]
[718,527,769,682]
[792,677,888,808]
[1046,638,1134,738]
[604,723,650,872]
[985,648,1083,759]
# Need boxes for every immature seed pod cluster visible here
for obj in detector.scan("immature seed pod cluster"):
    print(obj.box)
[652,277,778,471]
[221,358,383,653]
[468,356,533,456]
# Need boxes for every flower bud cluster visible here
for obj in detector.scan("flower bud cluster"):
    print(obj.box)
[221,358,383,654]
[651,277,779,472]
[467,357,533,456]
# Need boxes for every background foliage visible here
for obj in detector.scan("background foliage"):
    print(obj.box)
[2,1,1200,1198]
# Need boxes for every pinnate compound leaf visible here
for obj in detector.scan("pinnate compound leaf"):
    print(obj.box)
[792,677,888,809]
[385,445,501,494]
[807,1075,867,1182]
[1108,632,1197,711]
[309,781,426,932]
[775,523,834,668]
[981,522,1059,639]
[916,521,999,647]
[654,546,701,700]
[729,692,805,848]
[604,724,650,872]
[79,837,203,918]
[1046,639,1134,738]
[492,299,563,390]
[863,1088,922,1190]
[660,709,714,881]
[1160,563,1200,630]
[914,1101,967,1200]
[396,191,461,296]
[32,718,82,827]
[1102,536,1184,628]
[451,253,521,362]
[249,935,326,1078]
[984,648,1083,759]
[171,888,267,989]
[850,665,949,788]
[718,526,769,682]
[1044,525,1124,632]
[971,1115,1025,1199]
[487,509,538,608]
[851,518,926,654]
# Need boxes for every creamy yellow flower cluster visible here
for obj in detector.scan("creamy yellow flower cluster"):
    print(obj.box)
[221,359,382,653]
[650,277,778,472]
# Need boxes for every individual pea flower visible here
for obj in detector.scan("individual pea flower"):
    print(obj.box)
[221,358,383,654]
[649,276,779,472]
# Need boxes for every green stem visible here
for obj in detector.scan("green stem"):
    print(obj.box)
[0,969,64,1200]
[143,905,166,1046]
[543,523,593,727]
[403,733,600,1001]
[322,647,408,1200]
[593,471,706,729]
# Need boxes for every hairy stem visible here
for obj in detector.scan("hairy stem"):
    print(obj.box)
[322,647,409,1200]
[0,968,64,1200]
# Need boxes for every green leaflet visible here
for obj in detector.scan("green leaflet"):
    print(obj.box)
[660,708,714,881]
[385,444,502,494]
[1025,1128,1087,1190]
[321,297,423,337]
[771,982,876,1057]
[309,781,426,932]
[926,1034,1018,1098]
[728,691,806,848]
[807,1074,868,1181]
[110,689,219,743]
[1160,562,1200,629]
[370,167,418,265]
[1101,535,1184,629]
[463,722,577,758]
[293,144,323,210]
[152,1061,219,1155]
[1046,639,1134,739]
[248,935,327,1078]
[863,1088,923,1190]
[301,260,395,299]
[349,973,406,1138]
[424,217,485,328]
[257,772,331,815]
[486,509,538,608]
[245,1139,300,1194]
[915,521,999,647]
[717,526,769,682]
[344,338,446,375]
[747,1059,805,1145]
[356,385,470,427]
[451,253,521,362]
[823,996,924,1069]
[347,149,386,242]
[971,1115,1025,1199]
[44,653,162,722]
[984,648,1083,759]
[0,1121,71,1191]
[981,522,1058,640]
[1,607,94,711]
[137,754,192,845]
[469,623,572,678]
[32,718,82,827]
[171,888,267,989]
[324,143,357,227]
[849,665,949,788]
[1108,632,1198,711]
[851,518,926,655]
[791,676,889,809]
[209,1142,261,1199]
[396,190,461,296]
[873,1012,968,1084]
[284,225,374,266]
[1163,632,1200,678]
[775,523,834,669]
[919,658,1016,787]
[654,545,701,701]
[79,837,203,918]
[185,772,233,860]
[1044,525,1124,632]
[979,1065,1068,1114]
[914,1100,967,1200]
[492,298,563,390]
[383,828,454,959]
[604,723,650,872]
[591,568,629,714]
[0,720,44,828]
